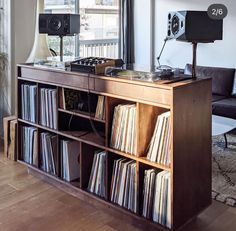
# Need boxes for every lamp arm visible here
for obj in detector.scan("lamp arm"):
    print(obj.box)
[157,37,169,67]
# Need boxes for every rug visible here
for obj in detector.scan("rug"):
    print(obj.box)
[212,133,236,207]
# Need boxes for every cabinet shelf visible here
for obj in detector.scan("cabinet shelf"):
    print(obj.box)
[106,147,171,171]
[61,131,106,147]
[17,64,212,230]
[18,119,170,171]
[18,118,58,133]
[58,108,105,123]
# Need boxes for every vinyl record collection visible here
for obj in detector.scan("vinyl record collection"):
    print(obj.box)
[21,84,37,123]
[95,96,105,120]
[87,150,106,198]
[142,169,171,228]
[110,104,137,155]
[22,126,37,165]
[60,139,80,182]
[40,88,58,129]
[110,158,137,213]
[40,132,58,175]
[147,111,171,165]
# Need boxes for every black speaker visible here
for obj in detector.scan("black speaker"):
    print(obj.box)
[39,14,80,36]
[167,11,223,42]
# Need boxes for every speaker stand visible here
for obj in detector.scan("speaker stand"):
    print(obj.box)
[192,42,198,79]
[59,35,64,62]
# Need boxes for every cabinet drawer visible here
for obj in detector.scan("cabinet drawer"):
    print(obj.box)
[94,79,171,106]
[20,67,95,90]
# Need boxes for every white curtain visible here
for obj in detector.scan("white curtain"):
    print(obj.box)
[0,0,9,53]
[0,0,11,137]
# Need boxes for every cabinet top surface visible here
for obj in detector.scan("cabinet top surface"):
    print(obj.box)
[18,63,211,90]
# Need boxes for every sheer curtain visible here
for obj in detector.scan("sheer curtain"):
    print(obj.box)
[0,1,8,53]
[0,0,11,137]
[120,0,135,66]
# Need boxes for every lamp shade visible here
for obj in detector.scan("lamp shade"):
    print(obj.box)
[26,0,52,62]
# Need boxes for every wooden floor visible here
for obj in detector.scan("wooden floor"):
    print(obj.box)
[1,154,236,231]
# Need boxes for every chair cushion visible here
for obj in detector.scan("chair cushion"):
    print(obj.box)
[212,98,236,119]
[212,94,227,102]
[185,64,235,97]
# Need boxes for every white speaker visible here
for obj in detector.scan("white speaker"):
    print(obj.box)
[167,11,223,42]
[167,11,186,40]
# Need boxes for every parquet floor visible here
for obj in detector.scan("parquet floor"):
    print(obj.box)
[1,154,236,231]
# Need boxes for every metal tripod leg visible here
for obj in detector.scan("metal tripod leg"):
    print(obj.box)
[224,133,228,148]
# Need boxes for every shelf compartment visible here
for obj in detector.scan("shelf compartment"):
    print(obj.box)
[58,108,105,123]
[80,144,106,190]
[18,80,38,124]
[38,84,58,130]
[106,97,137,155]
[38,129,59,177]
[18,123,39,168]
[59,111,105,132]
[81,143,107,199]
[59,137,80,185]
[58,131,105,148]
[59,111,105,147]
[58,87,98,112]
[79,132,105,147]
[136,103,169,158]
[108,153,138,214]
[138,162,171,229]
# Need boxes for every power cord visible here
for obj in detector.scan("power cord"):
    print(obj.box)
[87,73,105,139]
[68,113,74,130]
[50,48,57,57]
[66,68,105,139]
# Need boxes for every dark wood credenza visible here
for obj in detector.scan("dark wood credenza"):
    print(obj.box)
[17,64,212,231]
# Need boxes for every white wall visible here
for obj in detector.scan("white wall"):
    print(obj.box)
[13,0,35,65]
[133,0,152,71]
[134,0,236,69]
[11,0,36,113]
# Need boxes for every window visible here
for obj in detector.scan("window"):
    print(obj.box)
[44,0,76,57]
[44,0,120,58]
[79,0,119,58]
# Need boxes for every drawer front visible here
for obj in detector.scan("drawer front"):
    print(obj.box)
[20,67,95,90]
[94,79,171,106]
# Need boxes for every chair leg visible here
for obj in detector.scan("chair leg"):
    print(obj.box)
[224,133,228,148]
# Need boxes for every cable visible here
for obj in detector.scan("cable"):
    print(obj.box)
[68,113,74,130]
[50,48,57,57]
[66,71,104,138]
[87,73,105,139]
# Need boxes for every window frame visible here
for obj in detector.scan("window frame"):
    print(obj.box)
[45,0,121,59]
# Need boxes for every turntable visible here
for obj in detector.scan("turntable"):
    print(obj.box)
[104,66,190,83]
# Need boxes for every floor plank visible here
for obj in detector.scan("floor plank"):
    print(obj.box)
[0,154,236,231]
